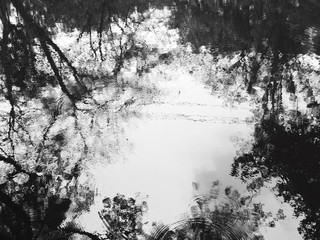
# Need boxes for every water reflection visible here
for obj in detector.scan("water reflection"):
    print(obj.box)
[150,181,263,240]
[18,0,320,56]
[232,110,320,239]
[169,2,320,238]
[0,169,95,240]
[170,0,320,55]
[1,0,320,239]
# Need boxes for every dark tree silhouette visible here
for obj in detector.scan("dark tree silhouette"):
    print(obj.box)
[232,112,320,239]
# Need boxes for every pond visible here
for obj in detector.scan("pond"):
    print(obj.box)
[0,1,320,240]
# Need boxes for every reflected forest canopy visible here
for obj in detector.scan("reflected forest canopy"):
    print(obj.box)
[1,0,320,239]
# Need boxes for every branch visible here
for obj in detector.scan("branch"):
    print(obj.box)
[10,0,85,100]
[0,6,17,158]
[98,0,108,61]
[124,7,132,28]
[15,117,35,148]
[76,10,95,43]
[98,211,126,240]
[61,227,101,240]
[35,115,57,163]
[78,11,98,59]
[40,39,76,105]
[74,113,88,157]
[7,90,16,158]
[0,154,38,188]
[89,25,98,59]
[0,154,28,174]
[45,34,86,89]
[0,146,9,157]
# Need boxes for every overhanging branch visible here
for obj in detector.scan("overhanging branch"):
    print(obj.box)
[10,0,84,103]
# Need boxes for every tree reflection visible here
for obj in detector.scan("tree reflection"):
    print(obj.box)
[232,101,320,239]
[98,194,148,240]
[1,0,320,239]
[170,0,320,54]
[0,154,96,239]
[150,181,282,240]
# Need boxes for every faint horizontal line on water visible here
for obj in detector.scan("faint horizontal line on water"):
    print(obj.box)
[142,112,249,123]
[138,100,252,110]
